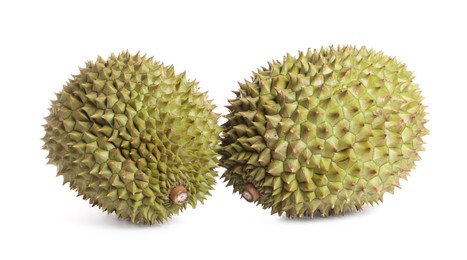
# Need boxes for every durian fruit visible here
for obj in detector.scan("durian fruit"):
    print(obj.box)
[43,51,221,224]
[219,46,428,218]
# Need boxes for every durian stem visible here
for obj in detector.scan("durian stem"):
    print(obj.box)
[242,183,260,202]
[170,185,189,205]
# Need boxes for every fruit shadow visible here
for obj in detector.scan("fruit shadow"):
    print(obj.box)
[70,211,179,229]
[277,206,378,223]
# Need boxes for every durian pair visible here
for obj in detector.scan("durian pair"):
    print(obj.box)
[43,46,428,224]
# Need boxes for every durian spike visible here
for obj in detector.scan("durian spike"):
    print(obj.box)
[242,183,260,202]
[170,185,189,205]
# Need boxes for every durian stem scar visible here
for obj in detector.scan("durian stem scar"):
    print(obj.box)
[242,183,260,202]
[170,185,189,205]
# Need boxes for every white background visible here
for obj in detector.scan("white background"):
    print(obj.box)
[1,0,465,259]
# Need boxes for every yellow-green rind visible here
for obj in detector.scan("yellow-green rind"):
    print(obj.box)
[219,45,428,218]
[43,51,221,224]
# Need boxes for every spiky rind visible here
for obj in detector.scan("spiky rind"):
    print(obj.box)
[220,45,428,218]
[43,51,221,224]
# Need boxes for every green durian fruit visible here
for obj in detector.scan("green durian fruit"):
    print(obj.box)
[43,51,221,224]
[219,46,428,218]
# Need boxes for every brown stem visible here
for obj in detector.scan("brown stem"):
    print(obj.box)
[170,185,189,205]
[242,183,260,202]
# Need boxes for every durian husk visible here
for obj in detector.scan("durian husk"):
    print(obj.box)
[43,51,221,224]
[220,45,428,218]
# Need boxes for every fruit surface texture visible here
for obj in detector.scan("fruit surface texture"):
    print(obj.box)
[220,46,428,218]
[43,51,220,224]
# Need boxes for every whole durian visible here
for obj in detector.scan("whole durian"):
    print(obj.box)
[43,51,221,224]
[219,46,428,218]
